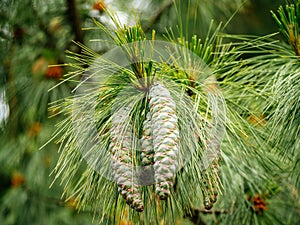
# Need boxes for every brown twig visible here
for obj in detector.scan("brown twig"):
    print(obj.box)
[66,0,84,45]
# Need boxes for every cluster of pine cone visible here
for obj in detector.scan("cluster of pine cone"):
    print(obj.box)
[109,82,220,212]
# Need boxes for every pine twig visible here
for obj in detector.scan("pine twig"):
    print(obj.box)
[66,0,84,45]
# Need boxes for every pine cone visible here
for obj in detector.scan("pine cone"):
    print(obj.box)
[110,107,144,212]
[149,83,180,200]
[140,112,154,166]
[201,158,220,210]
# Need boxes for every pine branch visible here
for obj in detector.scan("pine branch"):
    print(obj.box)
[271,1,300,58]
[66,0,84,45]
[4,45,19,135]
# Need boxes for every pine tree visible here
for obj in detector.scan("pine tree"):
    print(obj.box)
[1,0,299,225]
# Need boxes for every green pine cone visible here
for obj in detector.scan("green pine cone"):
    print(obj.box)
[149,83,180,200]
[201,158,220,210]
[110,107,144,212]
[140,112,154,166]
[210,158,220,203]
[201,172,214,210]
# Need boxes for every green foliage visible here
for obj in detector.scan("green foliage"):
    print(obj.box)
[50,7,290,225]
[272,0,300,56]
[247,0,300,192]
[1,0,300,225]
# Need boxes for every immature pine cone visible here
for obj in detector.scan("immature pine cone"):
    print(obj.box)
[149,83,180,200]
[201,158,220,210]
[110,107,144,212]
